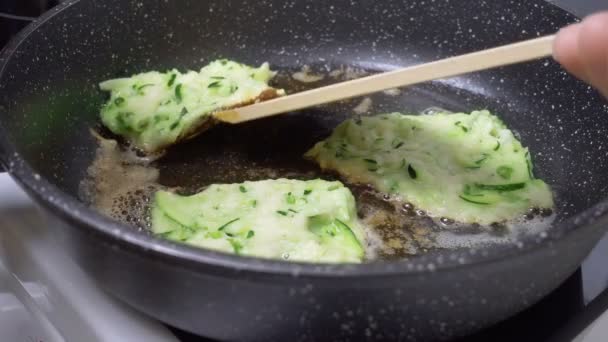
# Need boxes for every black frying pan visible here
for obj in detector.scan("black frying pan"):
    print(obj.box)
[1,0,608,341]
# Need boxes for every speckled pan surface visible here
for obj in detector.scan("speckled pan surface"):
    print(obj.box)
[0,0,608,340]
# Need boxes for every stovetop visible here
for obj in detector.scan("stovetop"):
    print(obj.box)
[5,179,608,342]
[1,1,608,341]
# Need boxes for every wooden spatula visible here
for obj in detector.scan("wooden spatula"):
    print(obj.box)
[214,35,555,124]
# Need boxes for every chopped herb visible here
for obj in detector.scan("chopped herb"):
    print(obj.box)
[175,84,183,103]
[475,153,489,165]
[525,151,534,179]
[407,164,417,179]
[160,231,174,238]
[167,74,177,87]
[304,189,312,195]
[389,180,399,193]
[394,142,404,149]
[137,120,150,131]
[475,183,526,192]
[496,166,513,180]
[229,239,243,254]
[455,121,469,132]
[208,81,222,88]
[459,195,490,205]
[217,218,240,231]
[251,200,257,207]
[288,209,299,213]
[494,141,501,151]
[246,230,255,239]
[230,84,239,94]
[208,231,223,239]
[327,184,340,191]
[465,166,481,170]
[400,159,407,169]
[225,232,235,237]
[368,167,379,172]
[276,210,288,216]
[137,83,154,91]
[363,158,378,164]
[286,192,296,204]
[334,219,360,244]
[114,97,125,106]
[239,185,247,193]
[335,144,352,159]
[116,115,133,132]
[211,76,225,79]
[169,107,188,130]
[463,184,483,196]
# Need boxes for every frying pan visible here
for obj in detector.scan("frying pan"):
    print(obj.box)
[0,0,607,341]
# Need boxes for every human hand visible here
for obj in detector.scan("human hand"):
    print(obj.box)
[553,12,608,99]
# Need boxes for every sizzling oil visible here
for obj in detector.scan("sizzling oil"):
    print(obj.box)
[81,64,555,261]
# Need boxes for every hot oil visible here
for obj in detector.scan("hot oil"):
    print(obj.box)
[79,133,162,231]
[81,64,556,261]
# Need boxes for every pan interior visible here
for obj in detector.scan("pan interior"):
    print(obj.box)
[1,0,606,263]
[81,64,556,261]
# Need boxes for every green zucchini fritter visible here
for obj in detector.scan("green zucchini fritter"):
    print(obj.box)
[305,110,553,224]
[152,179,366,263]
[100,59,284,152]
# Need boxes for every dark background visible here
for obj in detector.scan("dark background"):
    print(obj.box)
[0,0,60,47]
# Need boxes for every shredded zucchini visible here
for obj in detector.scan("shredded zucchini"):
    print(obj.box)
[152,179,366,263]
[305,110,554,224]
[99,59,285,152]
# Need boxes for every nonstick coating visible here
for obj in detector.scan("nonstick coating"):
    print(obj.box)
[1,0,608,341]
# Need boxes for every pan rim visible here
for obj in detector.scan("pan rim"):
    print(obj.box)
[0,0,605,280]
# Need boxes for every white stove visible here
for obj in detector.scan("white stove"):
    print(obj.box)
[0,173,179,342]
[2,172,608,342]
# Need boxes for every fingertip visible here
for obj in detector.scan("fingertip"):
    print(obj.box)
[577,12,608,91]
[553,23,589,82]
[579,11,608,48]
[582,11,608,24]
[553,24,580,64]
[578,12,608,54]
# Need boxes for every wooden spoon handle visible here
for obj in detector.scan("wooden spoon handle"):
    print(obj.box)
[215,35,555,124]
